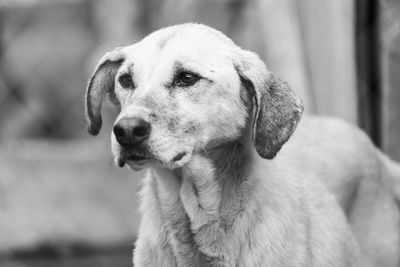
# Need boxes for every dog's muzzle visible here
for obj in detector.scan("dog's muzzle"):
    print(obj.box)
[113,117,153,168]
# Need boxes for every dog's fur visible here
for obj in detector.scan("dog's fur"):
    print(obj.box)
[83,23,400,266]
[288,117,400,267]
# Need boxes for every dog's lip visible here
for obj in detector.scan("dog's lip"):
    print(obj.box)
[124,151,153,162]
[172,152,187,162]
[120,148,154,164]
[118,148,192,169]
[126,153,150,161]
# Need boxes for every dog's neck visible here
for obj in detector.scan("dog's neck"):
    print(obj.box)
[153,137,255,195]
[149,140,252,265]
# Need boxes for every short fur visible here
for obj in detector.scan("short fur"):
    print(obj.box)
[85,24,362,266]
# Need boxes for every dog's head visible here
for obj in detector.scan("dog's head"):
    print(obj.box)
[85,23,303,170]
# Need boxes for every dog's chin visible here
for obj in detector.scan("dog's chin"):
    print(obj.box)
[125,159,153,171]
[114,148,154,170]
[115,149,192,171]
[143,150,193,170]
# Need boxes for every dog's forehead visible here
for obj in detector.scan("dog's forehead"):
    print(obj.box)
[123,24,236,74]
[145,24,234,50]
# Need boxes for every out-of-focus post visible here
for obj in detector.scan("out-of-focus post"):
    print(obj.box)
[380,0,400,161]
[256,0,314,113]
[298,0,358,124]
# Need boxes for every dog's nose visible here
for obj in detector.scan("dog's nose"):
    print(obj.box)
[113,117,151,147]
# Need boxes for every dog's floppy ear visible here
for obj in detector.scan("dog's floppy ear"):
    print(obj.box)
[235,49,304,159]
[85,47,125,135]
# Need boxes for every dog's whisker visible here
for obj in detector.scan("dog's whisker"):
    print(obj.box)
[182,125,195,133]
[201,146,210,159]
[172,125,196,137]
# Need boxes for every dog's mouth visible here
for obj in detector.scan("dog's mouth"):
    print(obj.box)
[172,152,187,162]
[116,145,192,170]
[117,149,154,168]
[127,152,150,162]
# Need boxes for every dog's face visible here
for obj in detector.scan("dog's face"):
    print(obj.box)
[85,24,303,170]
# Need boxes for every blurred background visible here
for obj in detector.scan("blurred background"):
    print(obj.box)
[0,0,399,266]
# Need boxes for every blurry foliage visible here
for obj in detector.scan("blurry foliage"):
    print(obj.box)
[0,2,96,139]
[0,2,142,265]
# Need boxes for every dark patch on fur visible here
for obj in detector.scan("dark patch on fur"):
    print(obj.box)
[207,141,249,179]
[254,76,304,159]
[235,59,304,159]
[86,58,124,135]
[167,118,179,133]
[205,141,252,229]
[239,79,252,109]
[142,95,158,110]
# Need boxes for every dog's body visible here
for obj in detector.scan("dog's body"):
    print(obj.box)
[84,23,400,266]
[134,125,358,266]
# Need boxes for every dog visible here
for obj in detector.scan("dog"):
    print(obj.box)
[84,23,400,266]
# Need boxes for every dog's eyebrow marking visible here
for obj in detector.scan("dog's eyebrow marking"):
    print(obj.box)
[118,64,136,87]
[173,62,199,77]
[166,61,213,89]
[164,62,200,88]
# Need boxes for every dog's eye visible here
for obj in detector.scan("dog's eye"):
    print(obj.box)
[175,72,200,87]
[119,74,133,88]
